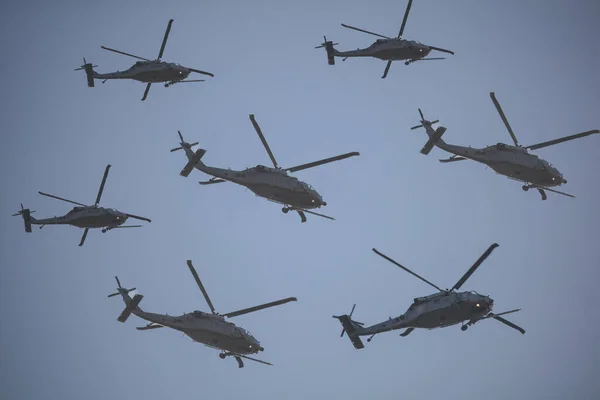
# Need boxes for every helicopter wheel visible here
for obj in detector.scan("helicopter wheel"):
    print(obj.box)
[461,325,468,331]
[282,207,289,214]
[219,353,226,359]
[164,84,169,88]
[405,61,410,65]
[522,185,529,192]
[101,229,107,233]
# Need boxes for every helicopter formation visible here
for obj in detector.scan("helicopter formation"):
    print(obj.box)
[13,2,598,370]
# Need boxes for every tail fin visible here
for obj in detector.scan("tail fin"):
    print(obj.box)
[315,36,338,65]
[333,304,366,349]
[12,203,34,233]
[74,58,98,87]
[180,148,207,177]
[410,108,446,155]
[108,277,142,323]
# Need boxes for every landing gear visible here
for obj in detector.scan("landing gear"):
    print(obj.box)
[219,353,226,359]
[522,185,529,192]
[219,352,244,368]
[367,334,376,342]
[461,325,468,331]
[522,184,547,200]
[282,207,289,214]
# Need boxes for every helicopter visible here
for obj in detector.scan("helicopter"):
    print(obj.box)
[334,243,525,350]
[109,260,297,368]
[12,164,151,246]
[316,0,454,79]
[173,115,360,223]
[409,93,599,200]
[75,19,214,101]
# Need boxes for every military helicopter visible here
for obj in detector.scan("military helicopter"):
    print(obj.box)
[316,0,454,79]
[333,243,525,350]
[109,260,297,368]
[173,115,360,222]
[12,164,151,246]
[75,19,214,101]
[410,93,599,200]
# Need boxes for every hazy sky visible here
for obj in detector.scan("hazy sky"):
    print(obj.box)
[1,1,599,399]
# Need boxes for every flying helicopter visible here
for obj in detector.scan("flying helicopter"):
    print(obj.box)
[109,260,297,368]
[173,115,360,223]
[409,93,599,200]
[333,243,525,350]
[75,19,214,101]
[315,0,454,79]
[12,164,151,246]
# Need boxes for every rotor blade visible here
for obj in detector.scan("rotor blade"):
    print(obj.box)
[112,225,142,229]
[372,248,443,292]
[249,114,279,168]
[341,24,390,39]
[286,152,360,173]
[382,61,392,79]
[427,46,454,55]
[526,129,599,151]
[535,186,575,198]
[234,354,273,366]
[38,191,86,206]
[94,164,111,206]
[125,213,152,223]
[157,19,174,60]
[100,46,150,61]
[451,243,499,291]
[186,260,216,314]
[142,83,152,101]
[397,0,413,37]
[490,92,519,146]
[479,309,521,320]
[294,208,335,221]
[492,315,525,334]
[188,68,215,77]
[78,228,89,247]
[223,297,297,318]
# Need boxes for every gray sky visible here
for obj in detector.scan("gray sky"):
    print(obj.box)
[1,1,599,399]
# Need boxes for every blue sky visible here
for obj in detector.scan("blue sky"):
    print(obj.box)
[1,1,599,399]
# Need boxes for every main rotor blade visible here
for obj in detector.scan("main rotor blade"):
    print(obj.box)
[223,297,297,318]
[78,228,89,247]
[186,260,216,314]
[526,129,599,151]
[492,315,525,334]
[125,213,151,223]
[100,46,150,61]
[285,152,360,173]
[95,164,111,206]
[398,0,413,37]
[451,243,499,291]
[234,353,273,366]
[38,191,86,207]
[382,60,392,79]
[157,19,174,60]
[142,83,152,101]
[490,92,519,146]
[428,46,455,55]
[249,114,279,168]
[341,24,390,39]
[372,248,443,292]
[188,68,215,77]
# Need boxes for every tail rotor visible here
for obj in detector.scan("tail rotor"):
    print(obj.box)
[410,108,439,130]
[12,203,34,233]
[315,35,338,65]
[338,304,364,337]
[74,57,98,87]
[108,276,136,298]
[170,130,199,152]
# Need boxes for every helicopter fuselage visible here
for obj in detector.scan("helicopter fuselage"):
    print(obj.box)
[96,61,191,83]
[438,141,566,187]
[335,38,431,61]
[361,291,493,336]
[32,206,128,229]
[184,148,326,210]
[133,308,263,355]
